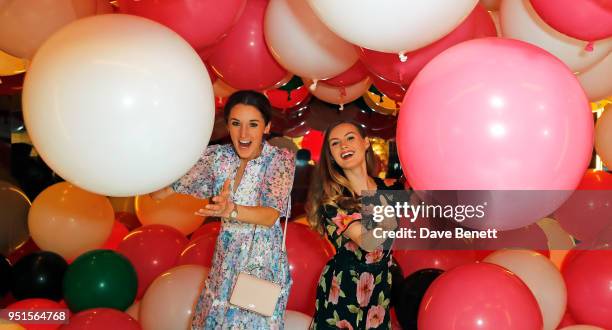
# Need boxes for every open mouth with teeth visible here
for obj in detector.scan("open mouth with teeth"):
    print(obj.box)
[340,150,355,160]
[238,139,252,149]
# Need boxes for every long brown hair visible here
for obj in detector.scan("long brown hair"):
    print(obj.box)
[306,121,378,234]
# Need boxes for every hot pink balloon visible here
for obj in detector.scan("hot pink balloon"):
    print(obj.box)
[562,250,612,328]
[529,0,612,42]
[207,0,287,90]
[321,61,369,87]
[418,262,543,330]
[554,170,612,242]
[117,224,188,298]
[359,3,496,86]
[118,0,246,50]
[397,38,593,230]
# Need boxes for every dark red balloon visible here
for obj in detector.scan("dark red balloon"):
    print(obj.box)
[7,238,40,265]
[322,61,370,87]
[371,75,407,102]
[360,3,496,87]
[118,0,246,50]
[117,225,187,298]
[562,250,612,328]
[207,0,287,90]
[285,223,334,316]
[61,308,140,330]
[300,129,324,163]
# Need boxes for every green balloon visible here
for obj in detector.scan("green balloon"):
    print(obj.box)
[63,249,137,312]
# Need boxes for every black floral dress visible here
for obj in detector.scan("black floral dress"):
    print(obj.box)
[312,179,396,330]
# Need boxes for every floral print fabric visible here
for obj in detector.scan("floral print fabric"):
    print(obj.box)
[311,179,395,330]
[172,142,295,329]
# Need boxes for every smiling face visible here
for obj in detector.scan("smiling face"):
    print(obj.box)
[227,103,270,160]
[328,123,370,170]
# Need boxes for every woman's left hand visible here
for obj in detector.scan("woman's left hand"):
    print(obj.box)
[195,179,234,218]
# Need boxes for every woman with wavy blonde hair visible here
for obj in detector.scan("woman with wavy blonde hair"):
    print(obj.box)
[307,121,399,330]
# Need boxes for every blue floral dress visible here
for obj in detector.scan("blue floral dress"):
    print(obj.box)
[172,141,295,329]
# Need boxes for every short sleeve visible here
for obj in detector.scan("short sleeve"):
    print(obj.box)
[261,148,296,218]
[171,144,219,199]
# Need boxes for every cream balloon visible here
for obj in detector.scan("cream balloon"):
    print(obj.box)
[28,182,114,260]
[484,250,567,330]
[140,265,209,330]
[23,15,215,197]
[578,54,612,102]
[265,0,358,80]
[537,217,575,250]
[500,0,612,73]
[308,77,371,109]
[284,310,312,329]
[306,0,478,54]
[560,326,606,330]
[0,0,97,59]
[595,104,612,167]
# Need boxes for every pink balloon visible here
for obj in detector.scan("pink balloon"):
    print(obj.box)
[418,263,543,330]
[207,0,287,90]
[529,0,612,42]
[285,223,334,316]
[118,0,246,50]
[554,170,612,242]
[562,250,612,328]
[117,224,188,298]
[397,38,593,229]
[321,61,370,87]
[61,308,140,330]
[359,3,496,86]
[371,74,407,102]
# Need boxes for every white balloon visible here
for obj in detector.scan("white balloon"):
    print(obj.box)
[500,0,612,73]
[306,0,478,54]
[484,250,567,330]
[284,310,312,330]
[578,53,612,102]
[308,77,371,108]
[265,0,358,80]
[23,15,215,197]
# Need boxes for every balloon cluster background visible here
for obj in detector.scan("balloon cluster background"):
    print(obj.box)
[0,0,611,329]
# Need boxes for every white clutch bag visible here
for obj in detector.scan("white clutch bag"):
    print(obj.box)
[229,272,282,317]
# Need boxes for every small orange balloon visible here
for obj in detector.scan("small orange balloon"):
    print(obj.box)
[28,182,114,260]
[135,193,208,235]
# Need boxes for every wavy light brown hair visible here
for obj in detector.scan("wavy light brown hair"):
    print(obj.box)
[306,121,378,234]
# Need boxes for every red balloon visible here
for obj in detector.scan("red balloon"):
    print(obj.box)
[530,0,612,42]
[7,238,40,265]
[554,170,612,241]
[321,61,370,87]
[285,223,334,316]
[101,221,129,251]
[117,0,246,50]
[474,224,550,260]
[115,212,141,231]
[117,224,188,298]
[359,3,496,86]
[418,263,543,330]
[61,308,140,330]
[558,310,577,328]
[6,298,66,330]
[266,86,311,110]
[371,75,407,102]
[203,61,218,83]
[178,222,221,268]
[563,250,612,328]
[300,129,324,163]
[208,0,287,90]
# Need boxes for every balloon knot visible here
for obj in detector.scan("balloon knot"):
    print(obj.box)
[309,79,318,92]
[339,104,344,111]
[585,41,594,52]
[399,52,408,62]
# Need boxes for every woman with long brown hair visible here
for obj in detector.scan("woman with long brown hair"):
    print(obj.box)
[308,121,398,330]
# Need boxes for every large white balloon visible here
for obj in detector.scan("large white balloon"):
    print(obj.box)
[308,77,371,108]
[578,53,612,102]
[265,0,358,80]
[23,15,215,197]
[500,0,612,73]
[306,0,478,54]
